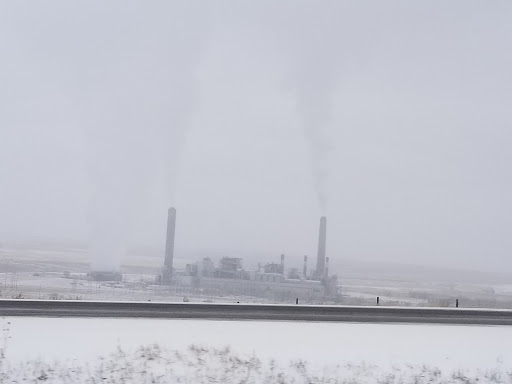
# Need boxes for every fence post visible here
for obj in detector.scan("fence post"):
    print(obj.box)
[456,298,459,308]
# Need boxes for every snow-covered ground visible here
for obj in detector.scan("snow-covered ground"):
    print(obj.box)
[3,317,511,374]
[2,245,512,308]
[2,269,512,308]
[2,243,512,381]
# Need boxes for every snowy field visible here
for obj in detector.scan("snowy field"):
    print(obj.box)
[2,244,512,308]
[2,244,512,381]
[1,317,512,382]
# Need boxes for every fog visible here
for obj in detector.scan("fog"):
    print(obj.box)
[1,1,511,273]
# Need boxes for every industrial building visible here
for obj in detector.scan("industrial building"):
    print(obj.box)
[88,271,122,282]
[159,208,341,301]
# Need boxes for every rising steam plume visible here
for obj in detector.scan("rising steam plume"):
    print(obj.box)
[85,3,207,271]
[274,6,338,214]
[298,81,332,214]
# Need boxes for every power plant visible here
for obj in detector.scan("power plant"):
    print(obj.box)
[158,207,340,301]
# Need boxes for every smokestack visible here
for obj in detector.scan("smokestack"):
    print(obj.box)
[303,255,308,279]
[316,216,327,279]
[164,207,177,278]
[280,254,285,275]
[325,256,329,278]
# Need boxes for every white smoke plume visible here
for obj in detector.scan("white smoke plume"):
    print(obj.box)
[275,6,339,215]
[296,73,334,215]
[82,3,208,271]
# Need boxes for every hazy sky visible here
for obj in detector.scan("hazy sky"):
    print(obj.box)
[1,1,511,272]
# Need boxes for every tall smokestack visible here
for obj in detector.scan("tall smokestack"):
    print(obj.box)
[316,216,327,279]
[164,207,177,278]
[303,255,308,279]
[280,254,285,275]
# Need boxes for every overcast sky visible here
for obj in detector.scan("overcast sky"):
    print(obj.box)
[1,1,511,272]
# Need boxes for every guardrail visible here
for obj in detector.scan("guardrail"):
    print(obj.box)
[1,300,512,325]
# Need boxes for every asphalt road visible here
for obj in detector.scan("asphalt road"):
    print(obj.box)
[1,300,511,325]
